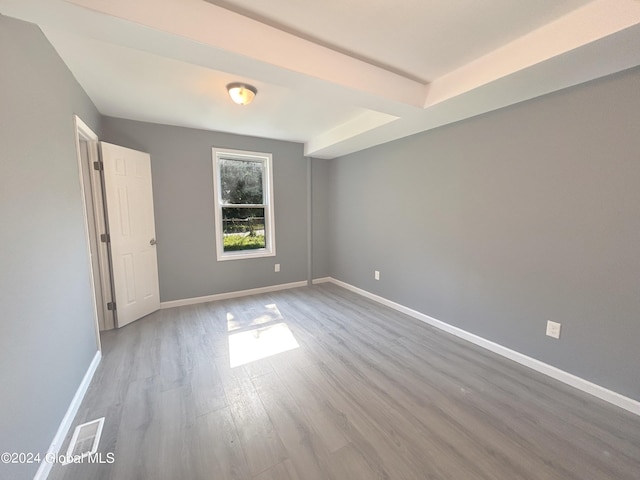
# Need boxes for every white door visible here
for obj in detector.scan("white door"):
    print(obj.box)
[100,142,160,327]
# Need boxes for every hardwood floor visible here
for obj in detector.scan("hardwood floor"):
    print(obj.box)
[50,283,640,480]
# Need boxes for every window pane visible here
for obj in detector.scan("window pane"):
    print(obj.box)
[222,207,266,251]
[213,148,275,261]
[219,159,263,205]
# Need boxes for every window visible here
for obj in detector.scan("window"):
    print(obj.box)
[212,148,275,261]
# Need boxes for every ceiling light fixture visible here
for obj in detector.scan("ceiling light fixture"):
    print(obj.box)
[227,82,257,106]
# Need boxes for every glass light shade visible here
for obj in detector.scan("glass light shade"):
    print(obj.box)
[227,83,257,105]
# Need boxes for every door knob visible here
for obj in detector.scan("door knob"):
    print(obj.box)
[150,238,157,246]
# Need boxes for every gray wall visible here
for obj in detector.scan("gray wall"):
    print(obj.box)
[311,158,331,279]
[0,16,102,479]
[326,66,640,401]
[101,117,309,302]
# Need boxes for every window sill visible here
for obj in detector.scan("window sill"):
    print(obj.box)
[217,248,276,261]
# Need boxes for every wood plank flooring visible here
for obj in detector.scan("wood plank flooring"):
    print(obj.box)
[49,284,640,480]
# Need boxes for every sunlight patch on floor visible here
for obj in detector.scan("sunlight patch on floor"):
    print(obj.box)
[229,321,299,367]
[227,303,299,367]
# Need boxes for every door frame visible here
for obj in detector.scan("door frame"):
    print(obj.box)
[74,115,116,334]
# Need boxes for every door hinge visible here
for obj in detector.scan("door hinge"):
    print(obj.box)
[107,302,116,311]
[100,233,110,243]
[93,161,104,171]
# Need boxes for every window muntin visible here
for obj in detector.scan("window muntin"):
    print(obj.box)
[212,148,275,260]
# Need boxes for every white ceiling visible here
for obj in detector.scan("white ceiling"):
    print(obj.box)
[205,0,593,82]
[2,0,640,158]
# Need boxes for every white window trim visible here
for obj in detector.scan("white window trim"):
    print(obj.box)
[212,147,276,261]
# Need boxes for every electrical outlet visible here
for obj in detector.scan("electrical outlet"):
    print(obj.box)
[274,263,280,272]
[546,320,561,339]
[374,270,380,280]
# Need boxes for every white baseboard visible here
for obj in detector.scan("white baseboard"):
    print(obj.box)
[322,277,640,417]
[34,350,102,480]
[160,280,308,309]
[311,277,332,285]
